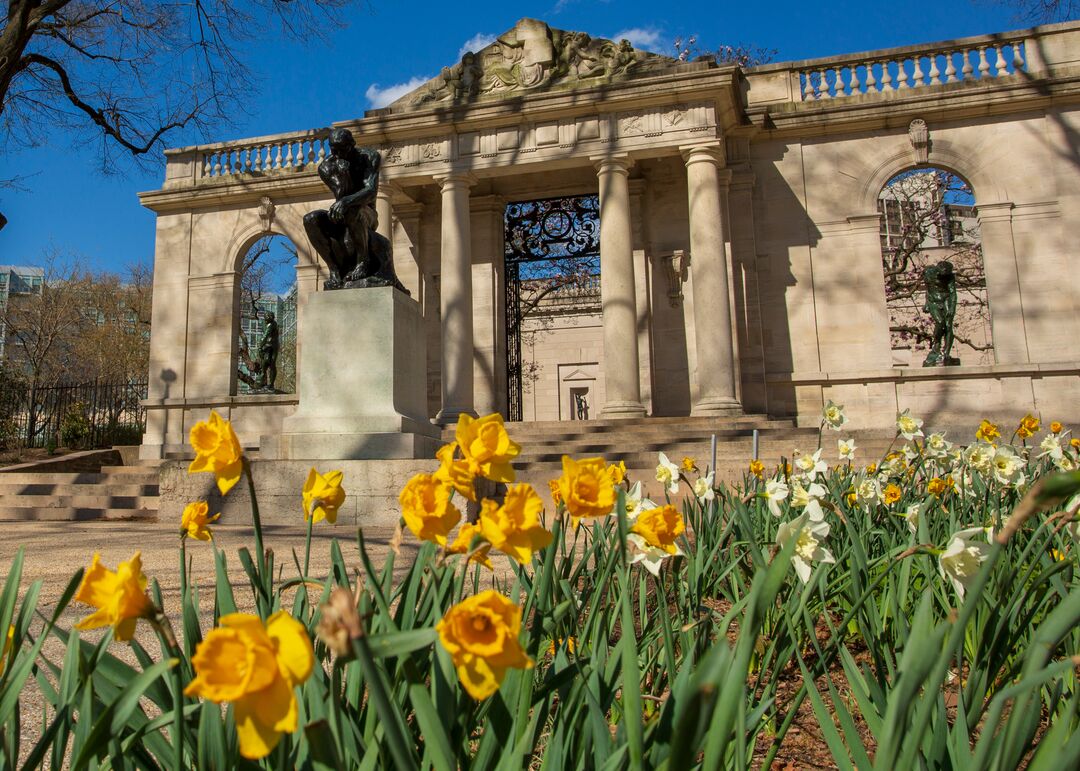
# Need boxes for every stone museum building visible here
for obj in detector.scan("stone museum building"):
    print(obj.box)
[138,18,1080,458]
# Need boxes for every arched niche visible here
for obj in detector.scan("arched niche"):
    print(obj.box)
[230,232,302,395]
[877,167,993,367]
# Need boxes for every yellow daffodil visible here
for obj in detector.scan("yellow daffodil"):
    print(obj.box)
[437,591,533,700]
[74,553,154,641]
[749,459,765,478]
[1050,421,1064,434]
[629,503,685,555]
[547,636,577,656]
[557,456,617,525]
[302,468,346,524]
[478,484,553,565]
[189,411,243,495]
[608,460,628,485]
[181,501,220,541]
[681,456,698,474]
[446,522,493,569]
[399,473,461,546]
[548,478,563,507]
[866,463,877,474]
[185,612,313,760]
[1050,548,1066,562]
[928,477,947,496]
[1,625,13,676]
[883,483,902,505]
[455,413,521,483]
[1016,413,1040,440]
[434,442,477,501]
[1072,438,1080,450]
[976,419,1000,444]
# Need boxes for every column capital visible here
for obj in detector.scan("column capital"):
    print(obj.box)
[433,171,477,189]
[591,154,633,175]
[977,200,1014,222]
[376,181,403,200]
[680,142,726,167]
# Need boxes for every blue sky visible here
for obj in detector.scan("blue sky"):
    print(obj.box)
[0,0,1037,273]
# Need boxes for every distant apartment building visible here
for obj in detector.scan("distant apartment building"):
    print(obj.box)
[0,265,45,361]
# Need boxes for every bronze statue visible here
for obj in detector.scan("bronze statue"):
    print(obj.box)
[256,312,279,391]
[922,260,960,366]
[303,128,407,293]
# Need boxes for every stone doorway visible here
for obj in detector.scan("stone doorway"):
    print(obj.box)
[503,194,601,421]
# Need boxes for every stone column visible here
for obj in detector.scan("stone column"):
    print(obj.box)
[375,182,398,244]
[435,172,477,424]
[978,201,1029,364]
[595,156,646,418]
[682,144,741,415]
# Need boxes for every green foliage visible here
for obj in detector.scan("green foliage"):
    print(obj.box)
[1,434,1079,769]
[59,402,91,449]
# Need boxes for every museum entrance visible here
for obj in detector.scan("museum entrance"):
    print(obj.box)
[503,194,602,422]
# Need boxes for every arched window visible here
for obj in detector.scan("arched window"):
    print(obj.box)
[878,168,993,366]
[236,235,298,394]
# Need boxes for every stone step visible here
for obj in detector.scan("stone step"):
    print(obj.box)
[0,494,160,510]
[0,506,157,522]
[0,482,159,496]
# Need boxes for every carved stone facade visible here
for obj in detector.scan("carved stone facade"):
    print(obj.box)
[139,18,1080,457]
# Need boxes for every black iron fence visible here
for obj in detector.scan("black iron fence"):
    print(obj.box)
[0,380,148,450]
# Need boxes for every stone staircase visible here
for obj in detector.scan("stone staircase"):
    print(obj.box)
[0,454,161,522]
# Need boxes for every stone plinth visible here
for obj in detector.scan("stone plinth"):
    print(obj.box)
[277,287,440,460]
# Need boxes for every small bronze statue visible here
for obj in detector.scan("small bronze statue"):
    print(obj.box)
[256,312,280,391]
[922,260,960,367]
[303,128,407,293]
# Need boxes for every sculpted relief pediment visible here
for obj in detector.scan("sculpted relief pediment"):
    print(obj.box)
[389,18,678,111]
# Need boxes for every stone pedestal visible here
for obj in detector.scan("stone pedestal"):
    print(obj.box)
[277,287,440,460]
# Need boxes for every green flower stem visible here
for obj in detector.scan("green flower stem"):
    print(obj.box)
[303,512,313,579]
[349,635,417,770]
[150,611,185,771]
[242,458,271,604]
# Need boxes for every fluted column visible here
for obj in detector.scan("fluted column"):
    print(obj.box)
[434,172,477,424]
[594,156,646,418]
[683,144,741,415]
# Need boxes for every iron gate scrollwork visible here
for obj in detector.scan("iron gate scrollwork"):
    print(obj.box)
[504,194,601,422]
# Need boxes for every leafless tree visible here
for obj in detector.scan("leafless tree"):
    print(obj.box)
[984,0,1079,24]
[878,169,993,364]
[236,235,296,390]
[0,0,352,224]
[672,36,777,67]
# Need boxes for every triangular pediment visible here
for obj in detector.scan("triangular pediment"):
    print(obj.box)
[561,368,595,382]
[388,18,678,111]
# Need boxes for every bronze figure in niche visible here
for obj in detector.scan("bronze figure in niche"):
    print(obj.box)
[922,260,960,367]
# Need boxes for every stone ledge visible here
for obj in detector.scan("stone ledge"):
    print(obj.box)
[766,361,1080,386]
[143,393,299,409]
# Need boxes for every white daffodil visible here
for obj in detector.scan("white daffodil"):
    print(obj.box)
[964,442,995,474]
[896,408,924,441]
[655,452,680,495]
[938,527,991,598]
[902,503,920,535]
[624,481,646,521]
[776,512,835,583]
[837,438,857,461]
[794,448,827,481]
[762,478,789,517]
[693,472,716,504]
[991,445,1025,487]
[1054,454,1078,472]
[1039,434,1065,462]
[856,476,882,506]
[822,400,848,431]
[925,432,952,459]
[791,480,828,521]
[626,533,684,577]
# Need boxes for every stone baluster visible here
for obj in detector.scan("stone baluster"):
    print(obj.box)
[846,65,859,95]
[818,69,831,99]
[307,139,317,166]
[991,45,1005,76]
[912,56,925,87]
[681,144,741,416]
[945,50,958,82]
[962,48,975,80]
[896,58,909,88]
[881,60,893,90]
[801,71,811,100]
[1013,42,1025,72]
[434,172,477,424]
[317,139,327,162]
[866,61,877,91]
[594,155,646,418]
[977,46,990,79]
[928,53,941,84]
[284,142,294,168]
[212,152,221,177]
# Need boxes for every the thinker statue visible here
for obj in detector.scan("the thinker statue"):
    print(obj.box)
[303,128,408,293]
[256,312,280,391]
[922,260,961,367]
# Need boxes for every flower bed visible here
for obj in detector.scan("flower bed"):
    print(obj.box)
[0,406,1078,768]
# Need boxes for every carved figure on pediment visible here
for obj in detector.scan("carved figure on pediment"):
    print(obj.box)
[600,39,637,79]
[482,32,550,93]
[303,128,407,293]
[412,53,484,105]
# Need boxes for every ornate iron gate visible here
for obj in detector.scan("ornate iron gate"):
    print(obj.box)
[503,194,601,421]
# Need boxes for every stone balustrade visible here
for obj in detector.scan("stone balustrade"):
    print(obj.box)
[196,129,331,179]
[796,34,1028,101]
